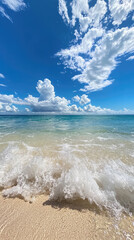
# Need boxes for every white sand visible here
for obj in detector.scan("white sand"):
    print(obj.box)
[0,194,134,240]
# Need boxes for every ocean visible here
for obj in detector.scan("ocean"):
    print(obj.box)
[0,115,134,217]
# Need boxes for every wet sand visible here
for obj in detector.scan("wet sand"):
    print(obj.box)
[0,194,134,240]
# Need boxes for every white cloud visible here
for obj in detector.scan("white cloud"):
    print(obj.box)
[36,79,55,101]
[127,55,134,60]
[73,95,80,102]
[0,73,6,88]
[84,104,134,115]
[0,73,5,78]
[108,0,134,26]
[59,0,107,33]
[0,0,26,21]
[0,79,69,113]
[75,27,134,92]
[27,96,70,113]
[0,93,24,113]
[11,105,18,112]
[25,107,30,112]
[57,0,134,92]
[0,84,6,87]
[56,27,104,71]
[25,79,70,113]
[70,104,78,112]
[0,77,134,114]
[0,94,26,105]
[84,103,113,114]
[0,78,113,114]
[2,0,26,11]
[59,0,70,24]
[0,102,18,113]
[0,6,12,22]
[58,20,134,92]
[25,95,38,105]
[73,94,90,105]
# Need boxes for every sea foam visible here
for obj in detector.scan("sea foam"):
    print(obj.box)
[0,142,134,217]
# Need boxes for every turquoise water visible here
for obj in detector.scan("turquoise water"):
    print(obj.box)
[0,115,134,216]
[0,115,134,134]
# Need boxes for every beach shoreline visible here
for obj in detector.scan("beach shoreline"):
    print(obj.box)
[0,194,134,240]
[0,116,134,239]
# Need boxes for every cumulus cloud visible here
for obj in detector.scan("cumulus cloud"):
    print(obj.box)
[70,104,78,112]
[57,0,134,92]
[0,92,25,113]
[0,77,133,115]
[0,79,71,113]
[73,94,90,105]
[36,79,55,101]
[0,94,25,105]
[25,79,70,113]
[0,102,18,113]
[84,103,113,114]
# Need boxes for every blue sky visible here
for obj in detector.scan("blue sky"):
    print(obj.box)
[0,0,134,114]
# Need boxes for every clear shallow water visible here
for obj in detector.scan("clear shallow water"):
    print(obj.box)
[0,115,134,216]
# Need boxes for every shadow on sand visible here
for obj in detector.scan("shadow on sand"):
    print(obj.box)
[42,198,109,216]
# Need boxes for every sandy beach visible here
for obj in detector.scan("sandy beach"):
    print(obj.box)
[0,194,134,240]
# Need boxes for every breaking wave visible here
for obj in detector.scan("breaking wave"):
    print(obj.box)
[0,142,134,217]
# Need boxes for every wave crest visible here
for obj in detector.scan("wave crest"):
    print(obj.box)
[0,142,134,216]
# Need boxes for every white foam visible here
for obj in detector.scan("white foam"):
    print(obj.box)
[129,153,134,158]
[0,142,134,216]
[97,136,113,141]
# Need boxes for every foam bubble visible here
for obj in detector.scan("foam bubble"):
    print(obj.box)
[0,142,134,217]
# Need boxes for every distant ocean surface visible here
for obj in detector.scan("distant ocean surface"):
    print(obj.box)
[0,115,134,216]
